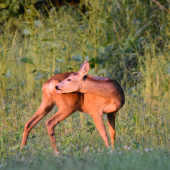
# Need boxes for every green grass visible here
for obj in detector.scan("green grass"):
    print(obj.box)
[1,149,170,170]
[0,0,170,169]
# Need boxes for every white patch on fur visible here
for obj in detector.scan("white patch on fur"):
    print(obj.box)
[42,80,59,96]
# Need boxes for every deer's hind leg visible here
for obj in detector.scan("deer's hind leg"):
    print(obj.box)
[21,91,55,149]
[107,113,116,149]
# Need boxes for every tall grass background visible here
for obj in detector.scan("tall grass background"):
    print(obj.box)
[0,0,170,168]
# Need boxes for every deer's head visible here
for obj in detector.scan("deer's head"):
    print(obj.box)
[55,60,90,93]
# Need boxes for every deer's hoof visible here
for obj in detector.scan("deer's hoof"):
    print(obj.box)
[53,150,60,156]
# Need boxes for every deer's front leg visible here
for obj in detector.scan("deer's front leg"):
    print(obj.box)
[21,89,55,149]
[45,108,75,155]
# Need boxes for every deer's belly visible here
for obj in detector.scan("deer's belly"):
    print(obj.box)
[81,94,119,114]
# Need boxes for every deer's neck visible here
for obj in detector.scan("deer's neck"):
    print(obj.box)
[79,77,117,99]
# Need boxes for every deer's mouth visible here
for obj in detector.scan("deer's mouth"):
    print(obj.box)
[55,85,61,93]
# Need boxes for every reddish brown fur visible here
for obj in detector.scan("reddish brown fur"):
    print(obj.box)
[21,61,125,155]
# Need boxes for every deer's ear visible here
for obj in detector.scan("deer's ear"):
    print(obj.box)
[79,60,90,76]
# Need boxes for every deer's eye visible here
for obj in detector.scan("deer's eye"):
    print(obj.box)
[68,79,71,81]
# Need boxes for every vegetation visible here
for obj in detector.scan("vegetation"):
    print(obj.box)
[1,149,170,170]
[0,0,170,169]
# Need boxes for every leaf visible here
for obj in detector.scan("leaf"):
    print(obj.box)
[86,121,95,134]
[65,65,74,69]
[10,144,19,151]
[56,58,65,63]
[102,40,112,47]
[0,2,9,9]
[20,57,33,64]
[97,45,105,54]
[134,20,152,38]
[82,51,87,56]
[21,110,29,115]
[54,68,60,75]
[86,56,89,61]
[133,112,139,124]
[30,133,36,139]
[2,69,12,78]
[0,9,9,21]
[41,39,53,41]
[132,141,140,149]
[13,3,20,13]
[87,121,93,126]
[137,37,145,44]
[105,45,114,53]
[72,54,82,61]
[98,69,106,75]
[35,72,45,80]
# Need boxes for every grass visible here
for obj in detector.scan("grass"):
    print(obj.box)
[1,149,170,170]
[0,0,170,169]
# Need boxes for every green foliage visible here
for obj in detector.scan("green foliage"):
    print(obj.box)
[0,0,170,168]
[1,150,170,170]
[0,0,24,22]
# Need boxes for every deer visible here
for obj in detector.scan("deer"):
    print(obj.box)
[21,60,125,155]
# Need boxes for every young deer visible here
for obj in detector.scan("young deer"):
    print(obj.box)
[21,60,125,155]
